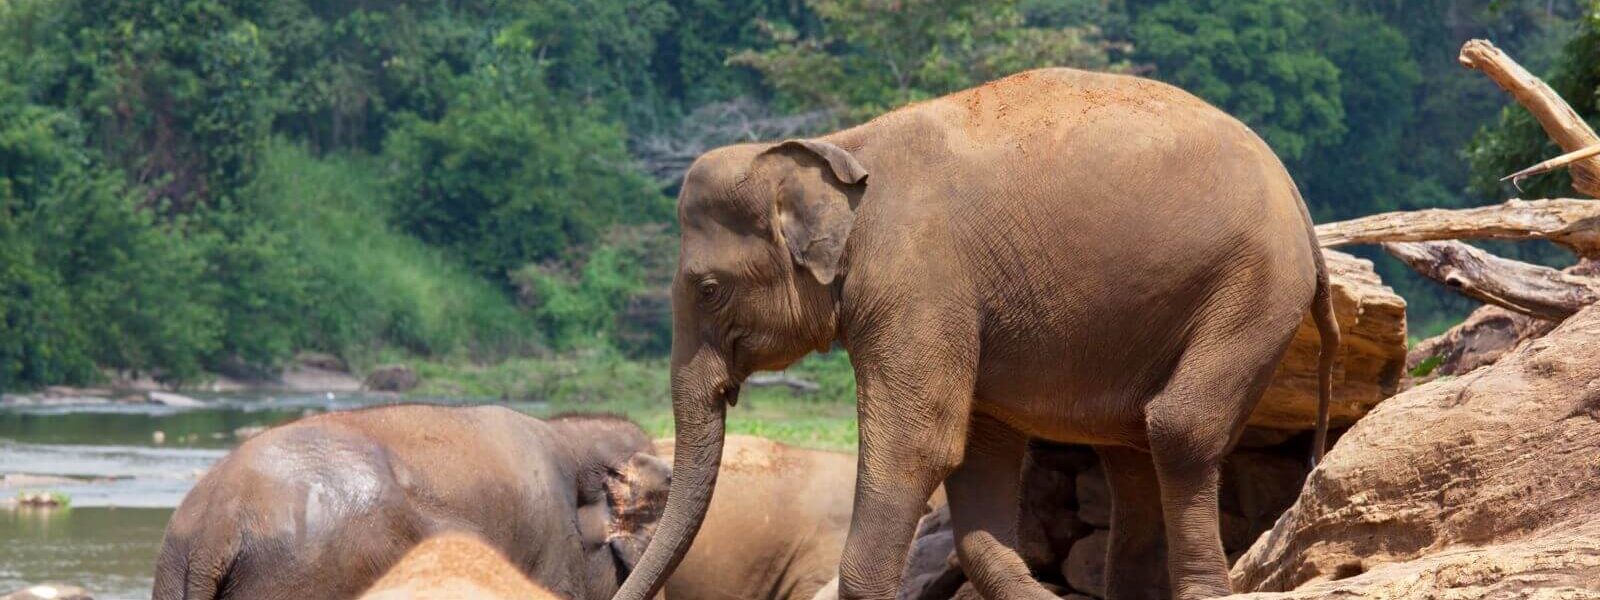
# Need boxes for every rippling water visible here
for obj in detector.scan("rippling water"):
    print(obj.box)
[0,392,513,599]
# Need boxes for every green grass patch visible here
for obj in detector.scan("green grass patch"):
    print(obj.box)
[411,350,859,451]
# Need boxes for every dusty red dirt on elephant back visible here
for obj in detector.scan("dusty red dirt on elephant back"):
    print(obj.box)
[1227,304,1600,598]
[359,533,563,600]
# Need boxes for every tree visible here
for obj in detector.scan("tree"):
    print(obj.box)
[733,0,1126,122]
[1130,0,1344,161]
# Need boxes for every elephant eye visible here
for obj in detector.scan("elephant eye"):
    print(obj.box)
[697,279,721,301]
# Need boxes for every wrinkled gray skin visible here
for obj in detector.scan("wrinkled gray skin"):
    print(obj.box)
[616,68,1339,600]
[153,406,669,600]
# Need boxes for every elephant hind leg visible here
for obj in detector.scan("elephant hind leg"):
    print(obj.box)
[1143,304,1301,600]
[945,414,1056,600]
[1096,445,1169,600]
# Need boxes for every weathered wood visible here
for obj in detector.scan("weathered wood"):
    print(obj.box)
[745,371,822,393]
[1459,39,1600,197]
[1383,240,1600,321]
[1503,143,1600,188]
[1314,198,1600,258]
[1251,251,1407,431]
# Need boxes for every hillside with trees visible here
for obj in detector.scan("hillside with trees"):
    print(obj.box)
[0,0,1588,391]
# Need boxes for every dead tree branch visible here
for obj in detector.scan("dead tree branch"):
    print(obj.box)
[1460,39,1600,197]
[1314,198,1600,258]
[1382,241,1600,321]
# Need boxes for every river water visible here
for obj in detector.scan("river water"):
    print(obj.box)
[0,392,528,599]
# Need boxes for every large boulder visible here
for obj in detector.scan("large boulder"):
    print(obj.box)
[1230,303,1600,597]
[1250,250,1408,430]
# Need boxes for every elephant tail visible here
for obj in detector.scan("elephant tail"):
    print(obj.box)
[1305,199,1341,469]
[151,528,240,600]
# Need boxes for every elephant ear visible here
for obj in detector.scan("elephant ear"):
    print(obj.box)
[603,452,672,575]
[762,139,868,285]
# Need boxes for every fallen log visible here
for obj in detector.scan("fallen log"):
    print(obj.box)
[1460,39,1600,197]
[1314,198,1600,258]
[744,371,821,393]
[1382,240,1600,320]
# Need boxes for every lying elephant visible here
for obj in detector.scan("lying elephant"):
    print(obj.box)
[659,435,856,600]
[153,406,669,600]
[360,533,562,600]
[618,66,1340,600]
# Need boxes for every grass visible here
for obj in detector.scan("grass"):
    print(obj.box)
[248,140,532,363]
[410,350,860,451]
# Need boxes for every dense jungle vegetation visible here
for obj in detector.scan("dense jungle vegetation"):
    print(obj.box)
[1,0,1595,391]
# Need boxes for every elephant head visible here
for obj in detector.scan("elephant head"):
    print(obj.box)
[613,139,868,600]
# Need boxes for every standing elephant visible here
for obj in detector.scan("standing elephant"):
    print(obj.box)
[659,435,857,600]
[154,406,669,600]
[616,67,1339,600]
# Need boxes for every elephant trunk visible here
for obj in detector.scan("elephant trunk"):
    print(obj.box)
[612,347,733,600]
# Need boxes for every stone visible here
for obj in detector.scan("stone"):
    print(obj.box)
[3,584,93,600]
[1251,250,1408,430]
[364,364,419,392]
[1075,464,1111,528]
[1219,452,1307,554]
[899,505,963,600]
[148,391,204,407]
[1405,304,1555,386]
[1064,530,1108,598]
[295,352,348,372]
[1230,304,1600,597]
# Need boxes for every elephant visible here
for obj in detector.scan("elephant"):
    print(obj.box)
[658,435,857,600]
[359,533,564,600]
[153,406,670,600]
[615,67,1340,600]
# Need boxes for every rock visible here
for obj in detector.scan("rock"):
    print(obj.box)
[148,391,204,407]
[1234,426,1298,449]
[1063,530,1108,598]
[1406,304,1555,386]
[0,474,79,489]
[899,505,963,600]
[233,425,268,440]
[1075,464,1111,528]
[1021,442,1093,569]
[364,364,419,393]
[295,352,348,373]
[13,492,65,508]
[1219,452,1307,554]
[282,364,364,392]
[152,430,166,444]
[3,583,93,600]
[1230,303,1600,596]
[1252,250,1408,430]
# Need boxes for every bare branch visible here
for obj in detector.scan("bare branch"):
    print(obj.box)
[1383,241,1600,320]
[1314,198,1600,258]
[1460,39,1600,197]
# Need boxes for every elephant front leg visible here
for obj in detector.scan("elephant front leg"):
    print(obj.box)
[836,339,977,600]
[946,415,1057,600]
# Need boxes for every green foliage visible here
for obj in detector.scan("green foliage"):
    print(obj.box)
[1131,0,1344,160]
[243,140,533,361]
[733,0,1126,120]
[0,84,218,388]
[385,53,669,282]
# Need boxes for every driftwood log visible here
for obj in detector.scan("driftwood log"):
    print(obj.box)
[1460,39,1600,198]
[1251,251,1407,431]
[1315,198,1600,258]
[1382,241,1600,321]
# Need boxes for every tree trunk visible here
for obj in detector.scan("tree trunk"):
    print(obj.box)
[1315,198,1600,258]
[1382,240,1600,321]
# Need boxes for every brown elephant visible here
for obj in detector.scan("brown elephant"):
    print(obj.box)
[616,67,1339,600]
[359,533,564,600]
[153,406,669,600]
[659,435,857,600]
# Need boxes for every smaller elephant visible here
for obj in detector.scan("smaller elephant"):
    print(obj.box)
[659,436,857,600]
[153,406,669,600]
[359,533,563,600]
